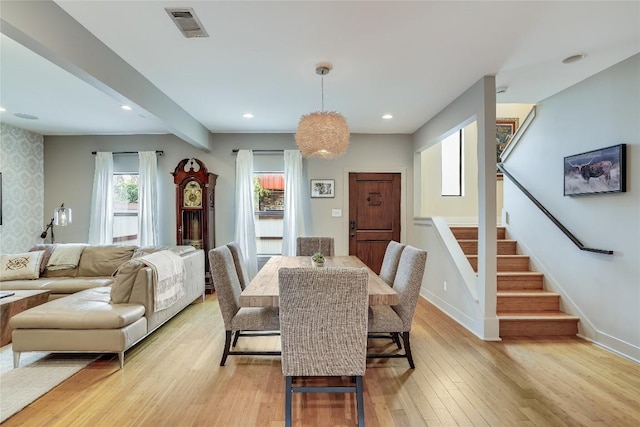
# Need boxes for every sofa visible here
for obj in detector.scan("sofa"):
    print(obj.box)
[1,244,205,369]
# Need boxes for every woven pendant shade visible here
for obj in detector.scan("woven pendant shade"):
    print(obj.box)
[295,111,350,159]
[295,64,350,159]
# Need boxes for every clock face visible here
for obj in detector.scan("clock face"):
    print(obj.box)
[183,181,203,207]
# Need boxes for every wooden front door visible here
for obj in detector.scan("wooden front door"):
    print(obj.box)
[348,173,401,273]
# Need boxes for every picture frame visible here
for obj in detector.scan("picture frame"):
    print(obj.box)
[496,117,520,167]
[310,179,335,198]
[564,144,626,196]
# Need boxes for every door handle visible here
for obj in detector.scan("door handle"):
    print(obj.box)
[350,221,356,230]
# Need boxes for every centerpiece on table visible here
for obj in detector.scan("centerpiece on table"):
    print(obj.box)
[311,252,325,268]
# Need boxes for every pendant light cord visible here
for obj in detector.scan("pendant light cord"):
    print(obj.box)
[321,75,325,112]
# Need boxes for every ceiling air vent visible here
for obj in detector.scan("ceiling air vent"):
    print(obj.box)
[165,8,209,38]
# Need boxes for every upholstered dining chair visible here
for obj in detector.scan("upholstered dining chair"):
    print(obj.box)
[209,245,280,366]
[279,267,369,427]
[367,245,427,369]
[378,240,406,286]
[371,240,407,348]
[226,241,250,290]
[295,237,335,256]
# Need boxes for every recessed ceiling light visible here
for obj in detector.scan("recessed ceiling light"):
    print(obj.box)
[243,113,254,119]
[121,105,132,111]
[14,112,39,120]
[562,54,586,64]
[382,114,393,120]
[0,107,6,112]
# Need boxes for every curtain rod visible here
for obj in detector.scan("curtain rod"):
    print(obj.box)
[91,150,164,156]
[232,149,284,155]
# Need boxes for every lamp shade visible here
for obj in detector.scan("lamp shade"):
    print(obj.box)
[54,204,72,226]
[295,111,350,159]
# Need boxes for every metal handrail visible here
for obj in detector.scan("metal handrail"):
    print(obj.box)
[498,163,613,255]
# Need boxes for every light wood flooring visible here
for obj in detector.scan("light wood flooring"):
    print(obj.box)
[3,295,639,426]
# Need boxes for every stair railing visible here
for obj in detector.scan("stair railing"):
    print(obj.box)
[498,163,613,255]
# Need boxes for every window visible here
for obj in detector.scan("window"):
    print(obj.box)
[441,129,463,196]
[112,174,138,244]
[254,172,285,255]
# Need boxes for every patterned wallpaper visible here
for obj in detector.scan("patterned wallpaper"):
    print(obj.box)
[0,123,44,253]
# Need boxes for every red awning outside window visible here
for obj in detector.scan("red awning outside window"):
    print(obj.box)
[258,174,284,191]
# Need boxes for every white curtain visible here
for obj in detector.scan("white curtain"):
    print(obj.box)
[138,151,158,246]
[234,150,258,278]
[281,150,305,255]
[88,152,114,245]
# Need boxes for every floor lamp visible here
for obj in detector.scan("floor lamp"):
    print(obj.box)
[40,203,72,243]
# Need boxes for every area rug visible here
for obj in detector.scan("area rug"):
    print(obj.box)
[0,344,97,422]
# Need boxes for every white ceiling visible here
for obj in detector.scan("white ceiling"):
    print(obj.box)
[0,1,638,138]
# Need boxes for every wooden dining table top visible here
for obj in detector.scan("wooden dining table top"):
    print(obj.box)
[240,256,399,307]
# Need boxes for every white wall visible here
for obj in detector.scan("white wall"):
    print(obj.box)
[503,54,640,360]
[411,76,499,340]
[421,121,479,220]
[0,124,43,253]
[43,133,414,255]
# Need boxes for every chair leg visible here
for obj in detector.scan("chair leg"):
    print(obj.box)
[285,376,293,427]
[356,376,365,426]
[221,331,232,366]
[402,331,415,369]
[232,330,241,347]
[392,332,402,349]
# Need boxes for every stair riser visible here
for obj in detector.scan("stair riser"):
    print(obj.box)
[497,296,560,312]
[451,227,506,240]
[499,319,579,337]
[469,257,530,272]
[497,275,543,290]
[459,241,517,255]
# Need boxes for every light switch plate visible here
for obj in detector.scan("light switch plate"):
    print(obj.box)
[331,209,342,217]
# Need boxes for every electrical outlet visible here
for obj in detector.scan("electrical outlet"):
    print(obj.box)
[443,281,447,291]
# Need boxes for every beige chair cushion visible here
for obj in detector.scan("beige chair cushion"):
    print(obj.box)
[77,245,136,277]
[110,260,144,304]
[0,251,44,281]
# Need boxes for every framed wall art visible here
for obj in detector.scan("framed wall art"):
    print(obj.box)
[564,144,626,196]
[496,117,520,166]
[310,179,335,198]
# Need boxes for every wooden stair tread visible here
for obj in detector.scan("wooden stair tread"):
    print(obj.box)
[498,312,579,320]
[457,239,516,243]
[466,255,528,258]
[498,290,559,297]
[497,271,543,277]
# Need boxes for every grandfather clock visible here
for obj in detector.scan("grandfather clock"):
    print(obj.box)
[172,158,217,292]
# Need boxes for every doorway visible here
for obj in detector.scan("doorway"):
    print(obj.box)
[348,172,401,273]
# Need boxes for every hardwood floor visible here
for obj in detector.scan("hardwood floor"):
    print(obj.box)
[3,295,639,426]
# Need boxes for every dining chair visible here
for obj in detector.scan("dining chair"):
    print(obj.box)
[295,237,335,256]
[370,240,406,348]
[378,240,406,286]
[279,267,369,427]
[209,245,280,366]
[226,241,250,290]
[367,245,427,369]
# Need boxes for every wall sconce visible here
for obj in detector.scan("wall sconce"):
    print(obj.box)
[40,203,72,243]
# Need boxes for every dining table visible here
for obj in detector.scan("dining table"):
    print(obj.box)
[240,255,399,307]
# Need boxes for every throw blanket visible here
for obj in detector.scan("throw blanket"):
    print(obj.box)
[46,244,87,270]
[138,250,186,312]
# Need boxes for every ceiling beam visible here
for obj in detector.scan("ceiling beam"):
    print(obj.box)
[0,0,212,152]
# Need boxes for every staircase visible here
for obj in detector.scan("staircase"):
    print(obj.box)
[450,226,579,337]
